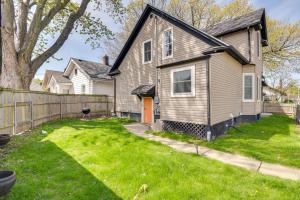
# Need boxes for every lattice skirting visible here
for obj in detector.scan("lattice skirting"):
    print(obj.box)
[162,120,208,139]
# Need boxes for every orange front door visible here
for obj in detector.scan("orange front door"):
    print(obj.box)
[143,98,152,124]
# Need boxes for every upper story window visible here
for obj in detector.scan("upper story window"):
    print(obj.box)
[257,32,261,59]
[81,84,86,94]
[142,39,152,64]
[163,28,173,59]
[74,68,78,76]
[171,66,195,97]
[243,73,254,102]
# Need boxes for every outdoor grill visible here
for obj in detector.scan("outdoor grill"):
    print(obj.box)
[82,108,91,119]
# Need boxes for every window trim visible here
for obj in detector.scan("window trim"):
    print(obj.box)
[162,27,173,60]
[257,32,261,60]
[257,76,261,102]
[170,65,195,97]
[81,84,86,94]
[142,39,152,64]
[243,73,255,102]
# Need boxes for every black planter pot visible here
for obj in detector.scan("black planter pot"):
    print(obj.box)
[0,171,16,197]
[0,134,11,146]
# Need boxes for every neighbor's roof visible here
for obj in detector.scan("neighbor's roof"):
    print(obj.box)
[70,58,112,81]
[43,70,64,87]
[205,8,268,46]
[51,72,72,83]
[109,4,261,74]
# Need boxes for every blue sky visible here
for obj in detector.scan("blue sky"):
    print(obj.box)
[35,0,300,79]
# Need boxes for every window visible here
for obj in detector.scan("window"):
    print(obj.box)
[75,68,78,75]
[163,28,173,59]
[243,73,254,102]
[257,76,261,101]
[142,39,152,64]
[62,89,69,94]
[171,66,195,97]
[257,32,260,58]
[81,84,86,94]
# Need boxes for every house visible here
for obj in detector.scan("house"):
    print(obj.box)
[43,56,114,96]
[109,5,268,139]
[30,80,43,91]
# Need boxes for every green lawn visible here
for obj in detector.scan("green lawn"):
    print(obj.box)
[1,118,300,199]
[147,115,300,168]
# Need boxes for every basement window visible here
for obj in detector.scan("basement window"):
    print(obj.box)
[171,66,195,97]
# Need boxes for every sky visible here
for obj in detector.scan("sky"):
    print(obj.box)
[35,0,300,80]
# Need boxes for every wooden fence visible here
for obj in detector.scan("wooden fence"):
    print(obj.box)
[263,103,296,116]
[0,88,113,135]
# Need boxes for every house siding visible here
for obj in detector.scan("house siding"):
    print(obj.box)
[210,53,243,125]
[115,15,213,115]
[92,81,114,96]
[221,28,263,116]
[69,63,92,94]
[221,30,249,60]
[160,60,208,124]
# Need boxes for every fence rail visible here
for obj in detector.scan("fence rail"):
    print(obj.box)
[0,88,113,135]
[263,103,296,116]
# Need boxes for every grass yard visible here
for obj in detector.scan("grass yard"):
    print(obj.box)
[1,118,300,199]
[147,115,300,168]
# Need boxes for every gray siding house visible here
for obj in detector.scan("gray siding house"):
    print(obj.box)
[109,5,268,139]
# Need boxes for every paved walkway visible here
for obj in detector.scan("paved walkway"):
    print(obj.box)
[124,123,300,181]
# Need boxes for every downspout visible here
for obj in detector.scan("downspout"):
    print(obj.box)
[247,27,252,63]
[113,77,116,114]
[206,58,212,141]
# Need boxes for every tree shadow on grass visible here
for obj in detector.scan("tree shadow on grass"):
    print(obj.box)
[0,133,122,200]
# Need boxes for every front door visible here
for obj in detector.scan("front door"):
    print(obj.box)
[143,97,152,124]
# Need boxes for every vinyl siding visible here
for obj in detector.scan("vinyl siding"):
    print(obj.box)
[69,63,92,94]
[221,28,263,115]
[160,60,207,124]
[115,14,213,114]
[92,81,114,96]
[221,30,249,60]
[210,53,243,125]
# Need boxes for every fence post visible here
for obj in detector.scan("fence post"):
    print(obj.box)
[60,96,62,119]
[13,101,16,135]
[30,101,33,129]
[106,96,109,117]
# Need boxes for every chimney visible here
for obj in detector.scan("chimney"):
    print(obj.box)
[102,55,109,66]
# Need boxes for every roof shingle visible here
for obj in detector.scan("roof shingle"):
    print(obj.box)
[71,58,112,80]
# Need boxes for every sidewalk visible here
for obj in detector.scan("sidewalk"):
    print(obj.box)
[124,123,300,181]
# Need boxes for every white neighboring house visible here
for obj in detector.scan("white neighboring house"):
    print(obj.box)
[43,56,113,96]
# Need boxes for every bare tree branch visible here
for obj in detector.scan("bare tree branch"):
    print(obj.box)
[31,0,90,72]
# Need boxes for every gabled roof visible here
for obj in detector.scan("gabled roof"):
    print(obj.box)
[65,58,112,81]
[51,72,72,84]
[205,8,268,46]
[43,70,64,87]
[131,84,155,97]
[110,4,232,74]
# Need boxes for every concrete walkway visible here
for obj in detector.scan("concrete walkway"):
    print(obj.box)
[124,123,300,181]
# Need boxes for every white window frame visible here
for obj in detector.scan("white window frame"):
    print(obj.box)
[171,65,195,97]
[162,27,173,59]
[257,32,261,60]
[142,39,152,64]
[257,76,261,102]
[81,84,86,94]
[243,73,255,102]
